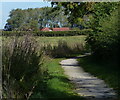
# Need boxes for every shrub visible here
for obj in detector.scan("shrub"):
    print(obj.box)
[2,35,46,99]
[86,8,119,61]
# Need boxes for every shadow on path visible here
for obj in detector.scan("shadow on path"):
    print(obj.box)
[60,55,117,100]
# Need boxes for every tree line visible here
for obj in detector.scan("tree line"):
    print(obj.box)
[4,7,71,31]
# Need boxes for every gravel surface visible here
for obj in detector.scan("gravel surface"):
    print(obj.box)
[60,57,117,100]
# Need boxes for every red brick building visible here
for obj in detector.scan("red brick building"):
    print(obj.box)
[40,27,52,31]
[40,27,70,31]
[52,27,70,31]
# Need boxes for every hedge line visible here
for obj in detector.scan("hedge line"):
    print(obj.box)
[2,29,93,36]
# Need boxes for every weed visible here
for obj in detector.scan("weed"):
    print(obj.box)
[2,35,46,99]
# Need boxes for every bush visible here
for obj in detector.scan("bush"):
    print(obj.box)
[2,35,47,99]
[2,29,93,36]
[86,8,119,61]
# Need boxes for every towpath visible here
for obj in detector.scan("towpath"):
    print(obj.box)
[60,56,117,100]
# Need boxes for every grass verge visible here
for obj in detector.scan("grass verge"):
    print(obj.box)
[43,57,86,99]
[44,58,83,100]
[78,55,119,99]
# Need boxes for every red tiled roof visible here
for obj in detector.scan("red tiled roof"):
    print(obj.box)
[40,27,70,31]
[52,27,70,31]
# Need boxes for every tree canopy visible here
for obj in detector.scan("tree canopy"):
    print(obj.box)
[51,2,94,28]
[5,7,70,31]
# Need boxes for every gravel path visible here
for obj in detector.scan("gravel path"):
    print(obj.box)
[60,56,117,100]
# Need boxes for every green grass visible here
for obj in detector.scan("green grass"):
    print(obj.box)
[42,58,85,99]
[78,55,119,98]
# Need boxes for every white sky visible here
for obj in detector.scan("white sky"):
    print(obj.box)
[1,0,44,2]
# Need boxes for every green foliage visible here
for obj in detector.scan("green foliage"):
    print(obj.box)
[7,9,25,29]
[5,7,70,31]
[86,6,119,60]
[71,27,81,31]
[2,29,93,36]
[78,55,119,98]
[2,36,47,99]
[89,2,119,30]
[40,58,85,99]
[52,2,119,61]
[52,2,94,27]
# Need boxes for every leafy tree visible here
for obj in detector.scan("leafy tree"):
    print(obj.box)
[4,24,12,31]
[88,2,119,31]
[86,2,119,60]
[5,7,70,31]
[7,9,26,30]
[51,2,94,27]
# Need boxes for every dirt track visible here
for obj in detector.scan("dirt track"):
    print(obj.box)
[60,57,117,100]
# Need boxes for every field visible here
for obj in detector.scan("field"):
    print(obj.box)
[36,35,86,46]
[2,35,86,46]
[2,35,87,58]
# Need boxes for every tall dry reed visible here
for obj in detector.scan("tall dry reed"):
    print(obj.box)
[2,35,45,99]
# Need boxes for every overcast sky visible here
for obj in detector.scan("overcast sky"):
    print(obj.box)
[0,1,51,29]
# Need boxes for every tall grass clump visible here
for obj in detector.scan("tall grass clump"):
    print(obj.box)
[43,40,86,58]
[2,35,46,99]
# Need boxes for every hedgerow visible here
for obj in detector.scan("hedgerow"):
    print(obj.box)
[2,29,93,36]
